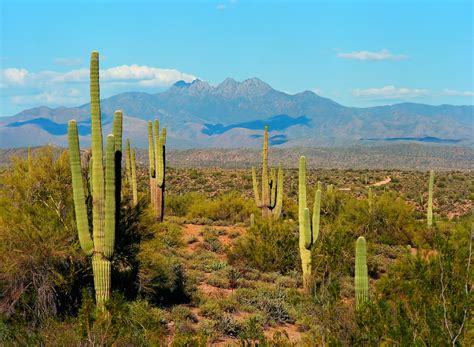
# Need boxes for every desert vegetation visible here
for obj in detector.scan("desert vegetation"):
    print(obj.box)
[0,52,472,346]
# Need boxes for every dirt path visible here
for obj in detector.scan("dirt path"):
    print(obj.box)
[371,176,391,187]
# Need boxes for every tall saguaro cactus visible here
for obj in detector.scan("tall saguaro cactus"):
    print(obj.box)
[355,236,369,308]
[252,126,283,219]
[125,138,138,206]
[427,170,435,227]
[298,156,321,290]
[148,119,166,221]
[68,51,122,309]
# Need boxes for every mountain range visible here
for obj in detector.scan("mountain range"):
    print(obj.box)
[0,77,472,148]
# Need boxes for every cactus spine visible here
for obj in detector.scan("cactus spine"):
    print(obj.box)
[355,236,369,308]
[68,51,122,309]
[148,119,166,221]
[427,170,434,227]
[298,156,321,290]
[252,126,283,220]
[125,138,138,206]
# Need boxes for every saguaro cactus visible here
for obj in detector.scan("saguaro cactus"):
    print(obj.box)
[125,138,138,206]
[427,170,435,227]
[355,236,369,308]
[298,156,321,290]
[368,187,373,213]
[148,119,166,221]
[68,51,122,309]
[252,126,283,219]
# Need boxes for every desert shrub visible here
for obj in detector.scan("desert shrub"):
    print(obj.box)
[166,192,205,217]
[187,191,258,224]
[228,220,299,274]
[236,287,292,324]
[0,149,87,323]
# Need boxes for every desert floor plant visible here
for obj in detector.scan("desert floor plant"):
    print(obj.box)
[148,120,166,221]
[252,126,283,220]
[298,155,321,290]
[355,236,368,308]
[68,51,122,309]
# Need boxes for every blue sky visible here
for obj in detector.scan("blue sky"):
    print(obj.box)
[1,0,473,116]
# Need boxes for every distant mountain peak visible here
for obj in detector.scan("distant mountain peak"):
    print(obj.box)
[170,78,212,96]
[214,77,273,97]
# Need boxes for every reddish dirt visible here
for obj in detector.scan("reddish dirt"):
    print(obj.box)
[198,282,234,298]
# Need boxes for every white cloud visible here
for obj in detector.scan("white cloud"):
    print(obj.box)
[352,85,429,99]
[441,89,474,97]
[1,65,196,87]
[338,49,408,61]
[2,68,29,86]
[54,57,83,66]
[216,4,225,10]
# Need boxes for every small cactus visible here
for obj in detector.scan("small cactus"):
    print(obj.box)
[250,213,255,227]
[427,170,435,227]
[355,236,369,308]
[298,156,321,290]
[148,119,166,221]
[368,187,373,213]
[252,126,283,220]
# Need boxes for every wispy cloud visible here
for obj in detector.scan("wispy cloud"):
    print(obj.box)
[216,4,225,10]
[338,49,408,61]
[352,85,429,99]
[54,57,83,66]
[441,89,474,97]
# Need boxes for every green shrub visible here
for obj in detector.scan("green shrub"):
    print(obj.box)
[228,220,299,274]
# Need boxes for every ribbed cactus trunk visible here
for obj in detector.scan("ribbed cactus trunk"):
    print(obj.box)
[427,170,434,227]
[298,156,321,290]
[251,126,283,220]
[125,138,138,206]
[355,236,369,308]
[68,51,121,310]
[148,119,166,221]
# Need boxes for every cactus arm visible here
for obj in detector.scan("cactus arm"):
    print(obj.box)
[298,156,307,226]
[148,121,155,177]
[125,139,132,186]
[113,111,123,154]
[355,236,369,308]
[270,168,277,208]
[261,126,269,207]
[252,167,261,206]
[103,134,116,259]
[317,181,322,192]
[272,164,283,220]
[427,170,434,227]
[131,148,138,206]
[250,213,255,227]
[156,135,164,187]
[161,127,167,145]
[68,120,93,255]
[88,156,93,196]
[303,208,312,249]
[312,189,321,243]
[153,119,160,180]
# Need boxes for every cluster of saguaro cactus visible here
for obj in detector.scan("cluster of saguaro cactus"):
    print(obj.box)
[125,138,138,206]
[355,236,369,308]
[427,170,434,227]
[68,51,122,309]
[148,120,166,221]
[252,126,283,219]
[298,156,321,289]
